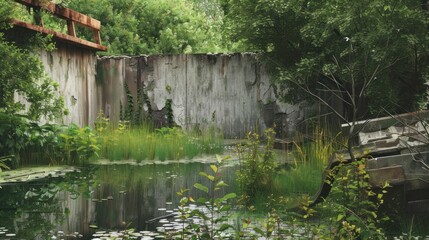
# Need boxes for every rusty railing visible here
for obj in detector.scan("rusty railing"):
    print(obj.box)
[12,0,107,51]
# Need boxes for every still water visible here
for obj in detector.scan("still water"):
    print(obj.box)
[0,161,238,239]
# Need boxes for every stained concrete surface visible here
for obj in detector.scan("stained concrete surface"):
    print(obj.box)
[98,54,304,138]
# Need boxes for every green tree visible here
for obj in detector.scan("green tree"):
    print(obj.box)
[69,0,231,55]
[0,0,65,120]
[0,1,14,26]
[227,0,429,118]
[0,35,65,120]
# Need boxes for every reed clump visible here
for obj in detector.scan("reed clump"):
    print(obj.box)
[274,126,344,198]
[95,114,223,161]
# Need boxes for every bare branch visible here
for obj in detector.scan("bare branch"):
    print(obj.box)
[292,81,350,124]
[360,64,380,98]
[317,82,352,106]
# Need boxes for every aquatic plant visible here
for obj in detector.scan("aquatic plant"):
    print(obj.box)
[274,126,343,199]
[235,128,277,206]
[176,155,236,239]
[96,117,223,161]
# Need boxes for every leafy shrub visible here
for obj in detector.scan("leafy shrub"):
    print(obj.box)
[0,113,60,166]
[321,158,389,239]
[0,113,100,167]
[236,128,277,205]
[58,124,100,164]
[68,0,231,55]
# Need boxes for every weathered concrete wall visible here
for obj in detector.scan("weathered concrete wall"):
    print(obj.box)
[37,47,305,137]
[8,27,309,137]
[39,43,101,126]
[98,54,304,138]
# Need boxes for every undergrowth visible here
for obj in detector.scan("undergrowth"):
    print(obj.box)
[95,112,223,161]
[274,126,344,199]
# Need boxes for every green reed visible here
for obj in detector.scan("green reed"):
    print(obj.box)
[273,126,344,199]
[97,122,223,161]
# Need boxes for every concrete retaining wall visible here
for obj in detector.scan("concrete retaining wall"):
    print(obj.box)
[37,42,306,138]
[39,43,101,126]
[97,54,304,138]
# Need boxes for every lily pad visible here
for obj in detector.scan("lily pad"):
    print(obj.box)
[89,224,98,229]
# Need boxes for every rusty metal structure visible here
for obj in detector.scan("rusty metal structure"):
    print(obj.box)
[5,0,107,126]
[12,0,107,51]
[312,111,429,213]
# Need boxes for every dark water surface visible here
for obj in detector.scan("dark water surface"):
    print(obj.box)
[0,162,237,239]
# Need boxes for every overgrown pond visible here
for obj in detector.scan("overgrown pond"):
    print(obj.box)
[1,155,425,239]
[0,159,240,239]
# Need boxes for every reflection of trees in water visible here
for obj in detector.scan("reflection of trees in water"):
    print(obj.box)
[0,182,59,239]
[92,163,237,231]
[0,165,98,239]
[0,162,237,237]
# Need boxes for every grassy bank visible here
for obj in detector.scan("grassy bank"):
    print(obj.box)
[97,123,223,161]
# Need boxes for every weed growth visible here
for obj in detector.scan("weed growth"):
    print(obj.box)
[95,113,223,161]
[235,128,277,206]
[316,158,389,239]
[57,124,100,164]
[0,113,100,167]
[275,127,343,198]
[173,155,389,239]
[175,155,236,239]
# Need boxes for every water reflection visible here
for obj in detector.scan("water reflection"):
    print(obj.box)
[0,162,237,239]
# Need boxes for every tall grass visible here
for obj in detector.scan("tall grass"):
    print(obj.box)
[273,126,344,198]
[97,122,223,161]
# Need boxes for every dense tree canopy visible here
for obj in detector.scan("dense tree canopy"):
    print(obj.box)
[68,0,233,55]
[226,0,429,118]
[3,0,429,120]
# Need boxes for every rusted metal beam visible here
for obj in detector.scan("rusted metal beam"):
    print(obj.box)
[66,20,76,37]
[12,19,107,51]
[15,0,101,30]
[93,30,101,45]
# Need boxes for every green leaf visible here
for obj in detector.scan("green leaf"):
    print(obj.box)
[218,223,232,231]
[180,197,188,204]
[89,224,98,229]
[194,183,208,193]
[191,223,200,230]
[197,197,208,204]
[221,193,237,201]
[219,205,231,212]
[215,180,228,188]
[216,154,223,163]
[210,164,218,173]
[199,171,215,181]
[253,227,265,236]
